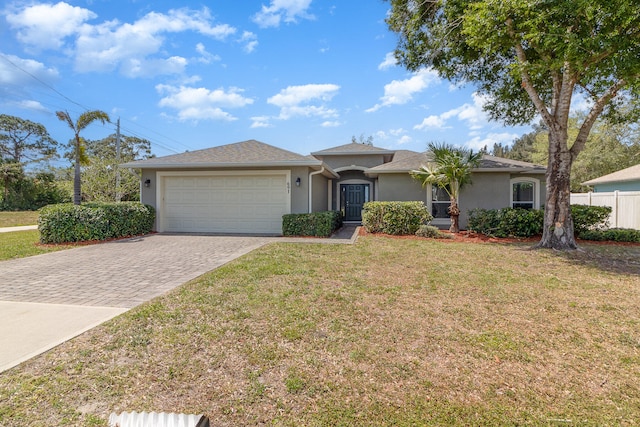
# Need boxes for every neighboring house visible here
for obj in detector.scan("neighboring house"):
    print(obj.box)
[582,163,640,192]
[121,140,546,234]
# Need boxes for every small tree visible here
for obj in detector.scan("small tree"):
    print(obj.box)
[56,110,110,205]
[411,142,482,233]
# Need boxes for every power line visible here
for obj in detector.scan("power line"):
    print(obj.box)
[1,53,89,111]
[2,53,190,155]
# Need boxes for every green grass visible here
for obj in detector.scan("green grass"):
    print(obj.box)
[0,237,639,426]
[0,230,73,260]
[0,211,39,227]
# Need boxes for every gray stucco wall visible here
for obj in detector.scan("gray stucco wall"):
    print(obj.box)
[377,174,427,203]
[376,171,546,229]
[311,174,329,212]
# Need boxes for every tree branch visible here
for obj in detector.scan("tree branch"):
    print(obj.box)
[570,78,629,159]
[506,18,553,126]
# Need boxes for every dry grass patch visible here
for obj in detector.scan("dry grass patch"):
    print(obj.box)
[0,237,639,426]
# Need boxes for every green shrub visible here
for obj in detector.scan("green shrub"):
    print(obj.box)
[282,211,343,237]
[468,208,544,238]
[362,201,432,235]
[39,202,155,244]
[571,204,611,235]
[415,224,452,239]
[468,205,613,239]
[578,228,640,243]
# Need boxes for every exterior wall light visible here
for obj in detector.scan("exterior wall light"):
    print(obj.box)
[144,179,151,188]
[295,177,301,187]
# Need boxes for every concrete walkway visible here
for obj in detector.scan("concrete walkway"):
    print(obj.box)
[0,225,37,233]
[0,227,359,373]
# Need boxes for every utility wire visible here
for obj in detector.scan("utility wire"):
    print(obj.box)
[2,53,189,155]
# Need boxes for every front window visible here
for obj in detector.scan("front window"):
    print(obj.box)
[511,180,536,209]
[431,186,450,218]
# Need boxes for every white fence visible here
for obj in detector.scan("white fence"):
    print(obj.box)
[570,191,640,230]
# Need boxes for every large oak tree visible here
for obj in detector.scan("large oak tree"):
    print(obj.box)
[387,0,640,249]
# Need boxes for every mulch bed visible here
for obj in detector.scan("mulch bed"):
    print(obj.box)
[358,227,640,246]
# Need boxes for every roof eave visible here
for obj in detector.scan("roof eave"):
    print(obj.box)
[119,160,325,169]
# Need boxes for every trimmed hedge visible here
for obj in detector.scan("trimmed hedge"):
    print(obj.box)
[467,205,614,238]
[579,228,640,243]
[39,202,155,244]
[570,204,611,235]
[467,207,544,238]
[362,201,432,235]
[282,211,343,237]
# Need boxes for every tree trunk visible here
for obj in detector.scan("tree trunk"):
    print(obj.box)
[448,199,460,233]
[73,137,82,205]
[535,132,577,250]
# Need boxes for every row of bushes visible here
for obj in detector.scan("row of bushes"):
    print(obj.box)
[466,204,639,242]
[39,202,155,244]
[282,210,343,237]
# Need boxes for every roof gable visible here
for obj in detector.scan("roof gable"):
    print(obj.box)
[367,152,546,174]
[311,142,394,156]
[121,140,321,168]
[583,163,640,185]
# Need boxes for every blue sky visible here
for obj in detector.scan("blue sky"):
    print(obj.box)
[1,0,533,164]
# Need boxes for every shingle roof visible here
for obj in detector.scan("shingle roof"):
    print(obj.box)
[476,155,546,172]
[311,142,394,156]
[582,163,640,185]
[121,140,324,169]
[367,152,546,174]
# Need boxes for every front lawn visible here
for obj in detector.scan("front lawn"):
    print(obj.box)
[0,230,73,261]
[0,211,39,227]
[1,237,639,425]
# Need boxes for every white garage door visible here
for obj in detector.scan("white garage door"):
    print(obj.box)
[161,173,289,234]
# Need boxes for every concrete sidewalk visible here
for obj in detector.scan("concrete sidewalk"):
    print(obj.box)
[0,301,126,372]
[0,225,37,233]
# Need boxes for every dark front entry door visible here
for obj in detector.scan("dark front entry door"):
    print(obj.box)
[341,184,369,221]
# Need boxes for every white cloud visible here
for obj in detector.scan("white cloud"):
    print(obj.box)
[195,43,221,64]
[239,31,258,53]
[321,120,341,127]
[0,54,59,85]
[74,8,235,74]
[252,0,314,28]
[397,135,412,145]
[251,116,273,128]
[0,54,59,110]
[15,99,49,113]
[378,52,397,70]
[414,115,447,130]
[366,68,440,112]
[7,3,236,78]
[5,2,96,50]
[156,84,254,122]
[465,132,519,151]
[268,83,340,120]
[414,92,490,131]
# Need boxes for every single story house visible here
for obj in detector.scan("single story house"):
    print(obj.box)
[582,163,640,192]
[121,139,546,234]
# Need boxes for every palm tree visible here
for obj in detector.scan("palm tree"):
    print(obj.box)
[411,142,482,233]
[56,110,110,205]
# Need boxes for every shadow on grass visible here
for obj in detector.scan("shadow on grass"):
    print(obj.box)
[544,242,640,276]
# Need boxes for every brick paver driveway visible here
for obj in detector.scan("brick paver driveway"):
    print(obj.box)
[0,234,273,308]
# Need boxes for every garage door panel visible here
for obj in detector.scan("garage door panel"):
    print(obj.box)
[162,174,288,234]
